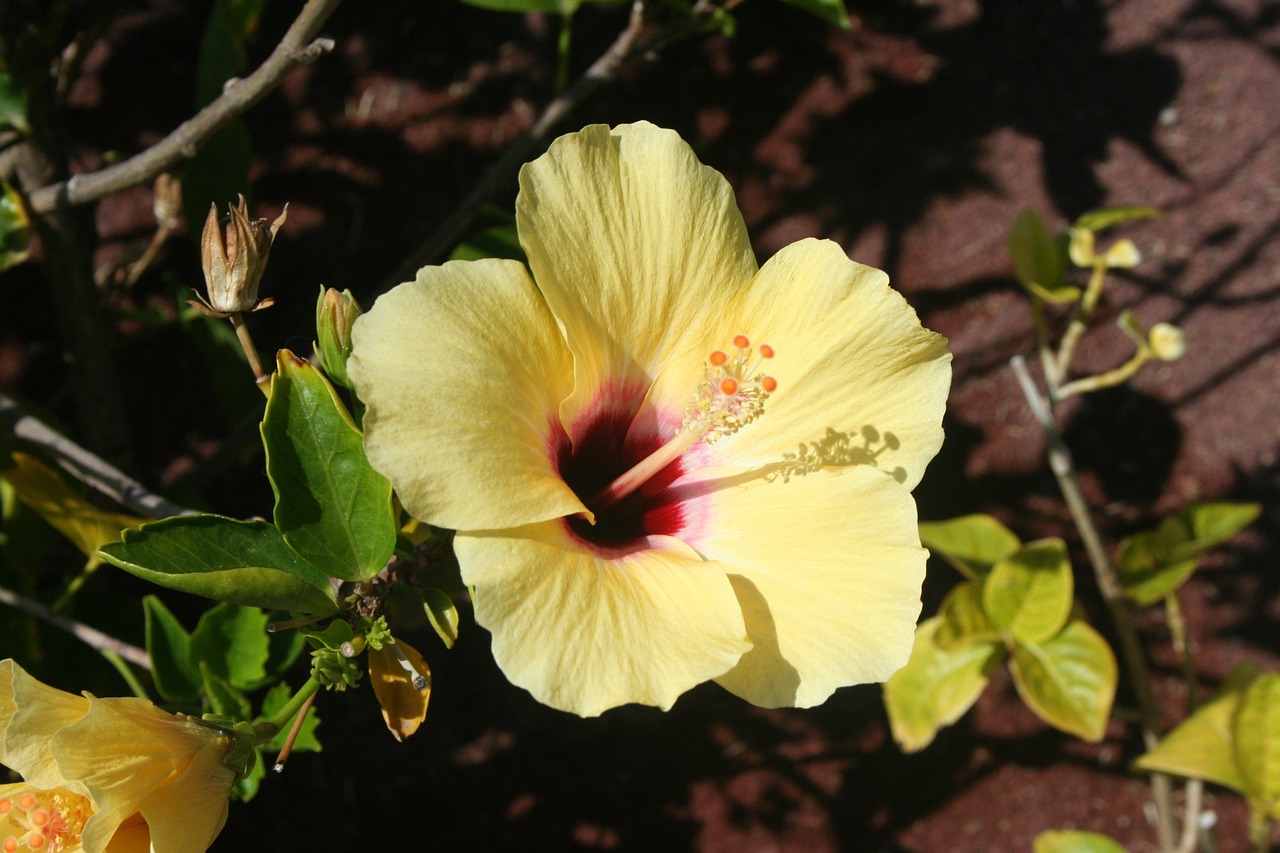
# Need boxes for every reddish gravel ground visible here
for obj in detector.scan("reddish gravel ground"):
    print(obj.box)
[2,0,1279,851]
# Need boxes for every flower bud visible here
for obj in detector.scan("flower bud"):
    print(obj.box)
[153,173,183,232]
[1148,322,1187,361]
[197,195,286,316]
[315,286,364,388]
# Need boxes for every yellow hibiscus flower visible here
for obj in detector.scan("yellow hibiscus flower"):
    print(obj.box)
[348,122,951,717]
[0,660,239,852]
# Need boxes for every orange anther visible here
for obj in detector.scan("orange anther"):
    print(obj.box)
[4,836,17,853]
[759,344,774,359]
[708,350,727,366]
[0,800,10,814]
[720,378,739,395]
[30,811,48,827]
[761,376,777,393]
[26,831,46,849]
[16,796,34,811]
[732,334,750,349]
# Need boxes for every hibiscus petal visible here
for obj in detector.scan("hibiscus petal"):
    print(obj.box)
[458,523,751,716]
[516,122,759,436]
[52,698,233,852]
[0,660,90,789]
[676,238,951,491]
[671,464,926,707]
[349,259,583,530]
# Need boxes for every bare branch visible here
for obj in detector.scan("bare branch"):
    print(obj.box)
[0,584,151,670]
[27,0,345,215]
[382,0,722,288]
[0,392,197,519]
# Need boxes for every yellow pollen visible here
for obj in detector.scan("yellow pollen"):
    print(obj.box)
[585,337,777,514]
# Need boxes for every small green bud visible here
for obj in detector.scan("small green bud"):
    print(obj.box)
[1148,323,1187,361]
[314,286,363,388]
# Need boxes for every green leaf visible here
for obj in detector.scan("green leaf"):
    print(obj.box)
[449,222,526,263]
[1233,672,1280,818]
[0,70,29,135]
[779,0,851,29]
[98,514,339,615]
[1033,829,1128,853]
[1073,205,1162,233]
[262,351,396,581]
[233,750,265,802]
[1006,209,1073,302]
[143,596,202,704]
[934,581,999,649]
[189,602,269,690]
[883,617,1004,752]
[1116,523,1197,605]
[1177,501,1261,558]
[918,514,1021,580]
[983,539,1073,644]
[201,663,252,720]
[422,588,459,649]
[1118,502,1260,605]
[0,182,30,271]
[259,619,308,688]
[261,682,322,753]
[1008,619,1117,741]
[1135,663,1261,792]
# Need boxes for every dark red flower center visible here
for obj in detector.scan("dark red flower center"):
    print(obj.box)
[558,409,686,550]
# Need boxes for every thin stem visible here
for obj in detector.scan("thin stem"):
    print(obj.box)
[264,676,322,734]
[1056,349,1152,400]
[27,0,344,215]
[1030,298,1061,408]
[1174,779,1204,853]
[265,679,321,772]
[0,583,151,670]
[1010,355,1175,850]
[0,391,198,518]
[1165,592,1199,713]
[100,650,150,699]
[1055,261,1108,378]
[229,312,269,392]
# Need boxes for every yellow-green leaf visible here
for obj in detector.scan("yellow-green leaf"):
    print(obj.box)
[983,538,1073,644]
[918,514,1021,580]
[422,588,459,650]
[1135,663,1261,792]
[1233,672,1280,818]
[1177,501,1262,559]
[1033,829,1127,853]
[1009,619,1116,741]
[1073,205,1162,233]
[0,181,29,271]
[883,617,1003,752]
[1007,208,1073,302]
[3,452,144,567]
[935,581,999,649]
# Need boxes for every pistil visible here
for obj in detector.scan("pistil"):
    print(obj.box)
[586,336,775,515]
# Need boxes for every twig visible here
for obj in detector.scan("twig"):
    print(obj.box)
[26,0,344,215]
[383,0,726,288]
[1010,355,1176,851]
[0,584,150,670]
[0,392,197,518]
